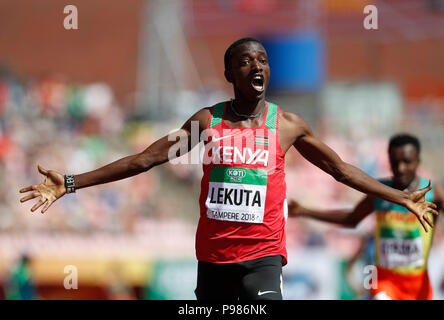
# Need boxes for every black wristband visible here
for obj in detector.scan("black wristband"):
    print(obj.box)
[64,174,76,194]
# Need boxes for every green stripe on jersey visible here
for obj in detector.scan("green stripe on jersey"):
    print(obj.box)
[209,102,225,128]
[209,166,267,185]
[265,102,278,134]
[380,227,421,239]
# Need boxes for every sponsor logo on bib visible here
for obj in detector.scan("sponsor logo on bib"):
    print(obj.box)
[226,168,246,182]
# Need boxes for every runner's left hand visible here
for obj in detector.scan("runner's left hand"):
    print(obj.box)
[404,180,439,232]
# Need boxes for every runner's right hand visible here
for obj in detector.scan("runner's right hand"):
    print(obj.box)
[19,165,66,214]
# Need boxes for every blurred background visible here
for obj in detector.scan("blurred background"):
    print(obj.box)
[0,0,443,300]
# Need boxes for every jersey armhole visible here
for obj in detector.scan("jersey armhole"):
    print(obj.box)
[272,104,285,156]
[275,105,285,156]
[208,102,225,129]
[206,106,214,130]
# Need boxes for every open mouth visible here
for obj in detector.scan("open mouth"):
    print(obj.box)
[251,74,265,92]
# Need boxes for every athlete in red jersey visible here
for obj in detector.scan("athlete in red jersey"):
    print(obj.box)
[196,100,287,265]
[20,38,438,300]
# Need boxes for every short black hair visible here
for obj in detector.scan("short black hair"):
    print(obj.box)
[388,133,421,155]
[224,37,263,70]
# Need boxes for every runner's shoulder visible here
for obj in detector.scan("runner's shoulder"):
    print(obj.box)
[185,107,212,129]
[194,106,212,120]
[278,109,311,133]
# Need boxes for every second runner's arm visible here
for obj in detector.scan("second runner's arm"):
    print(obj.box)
[288,196,374,228]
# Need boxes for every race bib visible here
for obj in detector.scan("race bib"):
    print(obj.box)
[205,166,267,223]
[378,228,424,268]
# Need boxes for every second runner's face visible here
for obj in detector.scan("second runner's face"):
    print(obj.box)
[226,42,270,101]
[389,143,420,189]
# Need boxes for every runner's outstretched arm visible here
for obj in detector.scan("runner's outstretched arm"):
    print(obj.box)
[288,184,443,228]
[19,108,210,214]
[283,112,439,232]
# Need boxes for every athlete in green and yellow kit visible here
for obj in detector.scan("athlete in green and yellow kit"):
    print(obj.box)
[289,134,443,299]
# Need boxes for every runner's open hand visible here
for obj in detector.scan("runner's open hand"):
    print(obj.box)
[19,165,66,214]
[404,180,439,232]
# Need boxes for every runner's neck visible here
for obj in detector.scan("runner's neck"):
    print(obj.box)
[230,98,266,118]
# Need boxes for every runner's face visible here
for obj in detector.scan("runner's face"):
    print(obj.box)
[389,144,419,189]
[226,42,270,100]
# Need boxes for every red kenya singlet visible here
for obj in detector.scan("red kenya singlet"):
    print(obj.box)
[196,101,288,265]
